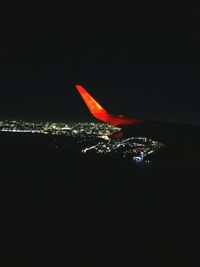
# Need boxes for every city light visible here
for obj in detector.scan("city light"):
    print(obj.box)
[0,120,164,162]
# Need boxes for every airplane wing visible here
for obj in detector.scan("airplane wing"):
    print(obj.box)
[75,85,143,127]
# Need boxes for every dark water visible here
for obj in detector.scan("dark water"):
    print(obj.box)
[1,132,200,266]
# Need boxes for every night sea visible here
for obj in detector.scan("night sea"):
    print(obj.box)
[1,120,200,266]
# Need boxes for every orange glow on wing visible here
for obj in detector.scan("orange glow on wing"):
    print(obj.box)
[75,85,143,127]
[76,85,109,122]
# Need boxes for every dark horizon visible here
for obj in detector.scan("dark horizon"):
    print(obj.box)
[0,68,199,125]
[0,7,199,125]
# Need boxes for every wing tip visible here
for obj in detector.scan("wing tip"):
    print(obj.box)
[75,84,83,90]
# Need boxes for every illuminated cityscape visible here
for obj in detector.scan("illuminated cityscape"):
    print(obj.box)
[0,120,164,162]
[82,136,164,162]
[0,120,118,136]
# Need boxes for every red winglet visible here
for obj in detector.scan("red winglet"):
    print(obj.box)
[75,85,142,127]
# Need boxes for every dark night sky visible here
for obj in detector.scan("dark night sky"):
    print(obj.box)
[0,6,199,124]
